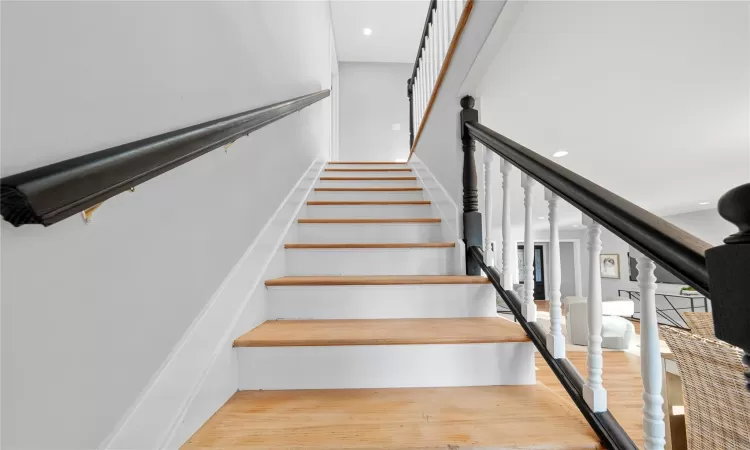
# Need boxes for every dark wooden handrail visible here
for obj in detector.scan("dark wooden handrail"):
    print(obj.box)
[469,246,638,450]
[0,89,330,227]
[465,120,712,297]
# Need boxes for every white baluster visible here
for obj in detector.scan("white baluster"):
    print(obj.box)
[430,21,437,86]
[500,159,513,287]
[634,249,666,450]
[436,3,444,69]
[484,150,494,266]
[425,34,432,97]
[545,189,565,358]
[441,0,450,58]
[521,173,537,321]
[454,0,462,26]
[583,216,607,412]
[446,0,456,41]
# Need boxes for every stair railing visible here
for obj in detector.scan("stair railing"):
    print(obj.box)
[407,0,471,153]
[458,95,750,449]
[0,90,330,227]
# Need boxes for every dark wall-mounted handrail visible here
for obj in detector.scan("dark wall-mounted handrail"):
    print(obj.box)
[465,121,712,297]
[469,246,638,450]
[1,89,330,227]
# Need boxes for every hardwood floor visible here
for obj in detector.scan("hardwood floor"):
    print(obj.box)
[182,385,602,449]
[536,351,645,449]
[265,275,489,286]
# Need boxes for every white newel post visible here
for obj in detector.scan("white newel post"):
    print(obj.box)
[583,216,607,412]
[634,249,666,450]
[521,173,537,321]
[500,160,513,287]
[545,189,565,358]
[484,150,494,266]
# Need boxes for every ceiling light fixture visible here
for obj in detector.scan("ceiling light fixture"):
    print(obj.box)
[538,216,546,220]
[363,28,372,36]
[699,201,710,205]
[552,150,569,158]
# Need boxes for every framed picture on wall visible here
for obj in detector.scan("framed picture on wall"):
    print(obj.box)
[600,254,620,279]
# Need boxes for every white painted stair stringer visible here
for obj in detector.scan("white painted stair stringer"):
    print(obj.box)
[268,283,496,320]
[237,342,536,390]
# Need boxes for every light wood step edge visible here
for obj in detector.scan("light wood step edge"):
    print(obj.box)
[234,318,531,347]
[318,176,417,181]
[284,242,455,249]
[266,275,489,286]
[314,187,422,192]
[325,168,412,172]
[328,161,407,164]
[307,201,431,205]
[298,218,440,224]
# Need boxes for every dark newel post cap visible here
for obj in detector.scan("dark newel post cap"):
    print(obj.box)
[717,182,750,244]
[461,96,475,109]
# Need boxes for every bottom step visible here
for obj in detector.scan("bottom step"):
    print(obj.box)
[182,385,602,449]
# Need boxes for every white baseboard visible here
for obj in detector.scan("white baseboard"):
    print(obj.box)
[100,158,326,450]
[409,156,464,274]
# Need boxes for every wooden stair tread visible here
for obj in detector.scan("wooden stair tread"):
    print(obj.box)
[329,161,407,164]
[182,385,602,449]
[298,218,440,224]
[318,176,417,181]
[315,187,422,191]
[325,168,412,172]
[284,242,455,249]
[266,275,490,286]
[233,318,530,347]
[307,200,430,205]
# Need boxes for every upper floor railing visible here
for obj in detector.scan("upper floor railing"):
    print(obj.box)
[456,95,750,449]
[407,0,471,152]
[0,90,329,227]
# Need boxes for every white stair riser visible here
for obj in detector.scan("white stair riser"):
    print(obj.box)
[285,248,456,276]
[310,191,426,202]
[322,171,413,177]
[304,205,433,219]
[316,180,418,188]
[237,342,535,390]
[267,284,497,320]
[297,223,443,243]
[327,165,408,170]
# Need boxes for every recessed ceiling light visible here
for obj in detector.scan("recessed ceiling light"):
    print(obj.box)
[363,28,372,36]
[572,224,580,227]
[538,216,546,220]
[552,150,569,158]
[699,201,710,205]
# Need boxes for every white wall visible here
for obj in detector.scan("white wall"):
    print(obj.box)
[478,0,749,227]
[338,62,411,161]
[1,2,333,449]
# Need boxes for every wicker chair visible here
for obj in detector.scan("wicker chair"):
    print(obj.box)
[682,312,715,338]
[661,327,750,449]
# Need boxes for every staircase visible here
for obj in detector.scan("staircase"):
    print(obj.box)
[182,161,602,449]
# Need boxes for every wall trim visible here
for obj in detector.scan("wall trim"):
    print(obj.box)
[100,158,326,450]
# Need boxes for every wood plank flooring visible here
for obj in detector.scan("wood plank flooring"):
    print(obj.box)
[536,351,645,449]
[265,275,490,286]
[307,200,431,205]
[233,318,531,347]
[181,385,602,449]
[297,218,440,224]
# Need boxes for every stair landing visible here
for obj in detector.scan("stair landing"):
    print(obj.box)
[182,385,602,449]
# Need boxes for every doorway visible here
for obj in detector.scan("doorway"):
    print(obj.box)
[518,244,546,300]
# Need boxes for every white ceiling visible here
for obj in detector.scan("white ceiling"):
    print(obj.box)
[330,0,430,63]
[476,0,750,233]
